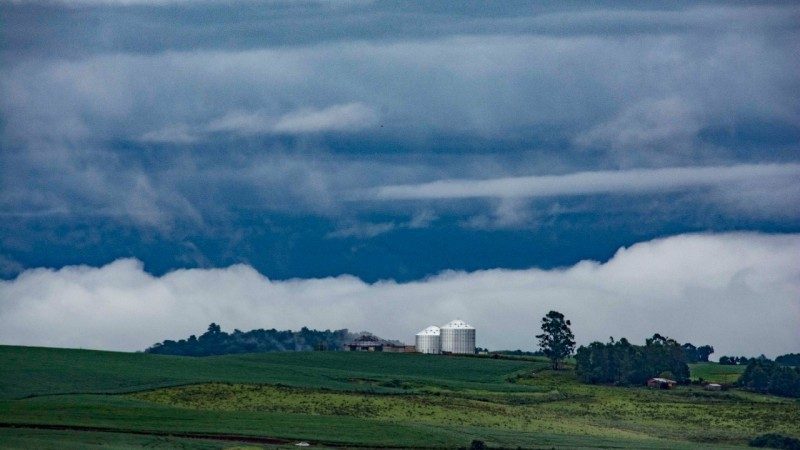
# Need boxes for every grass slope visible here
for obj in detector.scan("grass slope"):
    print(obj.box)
[0,395,467,448]
[0,345,536,399]
[1,394,734,449]
[125,374,799,448]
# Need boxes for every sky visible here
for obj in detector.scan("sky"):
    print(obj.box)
[1,1,799,355]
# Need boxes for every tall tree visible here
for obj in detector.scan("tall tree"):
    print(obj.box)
[536,310,576,370]
[696,345,715,362]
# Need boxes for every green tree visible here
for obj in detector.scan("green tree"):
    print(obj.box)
[770,366,800,397]
[744,363,771,392]
[536,310,576,370]
[696,345,715,362]
[739,359,800,398]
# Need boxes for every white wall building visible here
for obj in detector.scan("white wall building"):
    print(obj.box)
[440,319,475,354]
[415,326,441,354]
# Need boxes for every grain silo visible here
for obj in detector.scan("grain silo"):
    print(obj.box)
[440,319,475,354]
[415,326,441,354]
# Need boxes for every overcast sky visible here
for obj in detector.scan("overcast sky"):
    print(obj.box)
[1,1,798,355]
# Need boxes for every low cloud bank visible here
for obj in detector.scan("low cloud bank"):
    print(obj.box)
[1,233,798,357]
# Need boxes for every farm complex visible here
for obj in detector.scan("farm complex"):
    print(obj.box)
[345,319,477,355]
[416,319,476,355]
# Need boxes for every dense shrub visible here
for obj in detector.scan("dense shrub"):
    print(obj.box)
[749,433,800,449]
[574,334,690,385]
[146,323,353,356]
[739,359,800,398]
[469,440,487,450]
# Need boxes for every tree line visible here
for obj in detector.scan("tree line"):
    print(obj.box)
[145,323,353,356]
[739,358,800,398]
[536,310,800,398]
[574,334,692,385]
[775,353,800,367]
[536,311,708,385]
[719,355,755,365]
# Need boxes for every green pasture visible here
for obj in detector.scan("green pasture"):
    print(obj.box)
[0,345,538,399]
[128,373,800,447]
[0,394,746,449]
[689,362,747,384]
[1,345,798,449]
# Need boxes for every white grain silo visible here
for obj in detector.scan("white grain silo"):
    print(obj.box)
[415,326,441,354]
[440,319,475,354]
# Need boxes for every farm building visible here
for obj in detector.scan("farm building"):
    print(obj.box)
[344,333,411,352]
[704,383,722,391]
[647,377,677,389]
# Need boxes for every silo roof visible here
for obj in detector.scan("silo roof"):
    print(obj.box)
[441,319,474,329]
[416,326,440,336]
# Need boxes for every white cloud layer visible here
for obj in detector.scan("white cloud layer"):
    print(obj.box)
[1,233,798,358]
[204,103,378,136]
[573,97,702,157]
[369,163,800,201]
[141,103,378,143]
[271,102,378,134]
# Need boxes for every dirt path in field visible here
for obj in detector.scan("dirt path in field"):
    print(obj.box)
[0,422,312,447]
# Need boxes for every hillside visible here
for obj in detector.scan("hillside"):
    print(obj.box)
[1,346,798,449]
[0,345,533,399]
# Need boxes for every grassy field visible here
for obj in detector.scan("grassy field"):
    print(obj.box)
[0,345,536,399]
[1,345,798,449]
[689,362,747,384]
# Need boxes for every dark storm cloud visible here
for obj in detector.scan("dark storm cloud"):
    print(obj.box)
[4,2,799,58]
[3,31,799,218]
[0,0,799,279]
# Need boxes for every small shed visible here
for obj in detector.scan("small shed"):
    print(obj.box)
[647,377,677,389]
[704,383,722,391]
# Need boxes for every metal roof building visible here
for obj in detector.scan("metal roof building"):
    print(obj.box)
[344,333,409,352]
